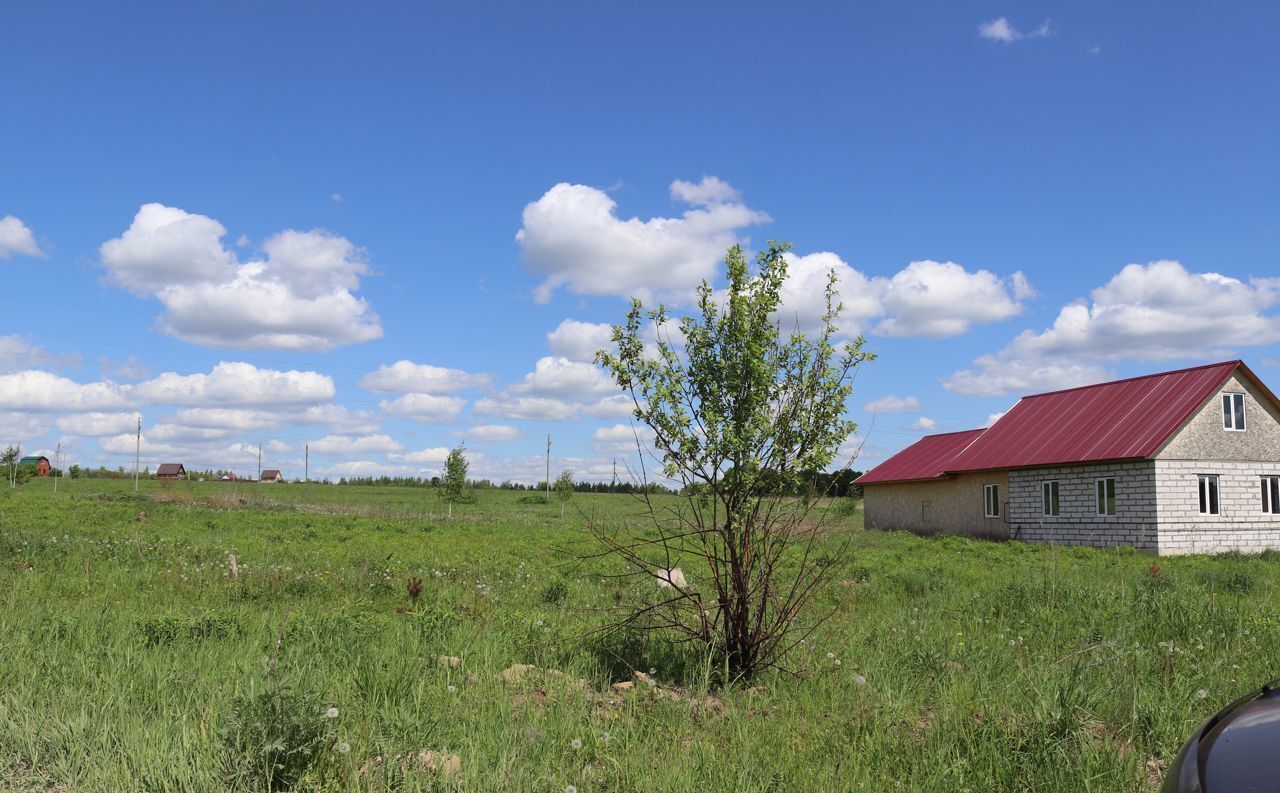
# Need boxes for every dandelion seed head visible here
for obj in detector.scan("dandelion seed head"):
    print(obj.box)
[565,786,578,793]
[337,741,351,754]
[570,738,583,750]
[1195,689,1208,699]
[326,707,340,719]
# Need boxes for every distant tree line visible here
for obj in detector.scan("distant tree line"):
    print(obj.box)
[331,475,678,495]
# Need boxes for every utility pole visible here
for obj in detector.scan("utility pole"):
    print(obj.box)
[545,434,551,502]
[304,443,309,483]
[257,442,262,481]
[9,442,18,488]
[134,416,141,492]
[612,457,618,489]
[53,442,60,493]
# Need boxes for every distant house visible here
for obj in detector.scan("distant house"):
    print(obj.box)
[260,469,283,483]
[219,472,236,482]
[857,361,1280,556]
[18,456,50,476]
[155,463,187,480]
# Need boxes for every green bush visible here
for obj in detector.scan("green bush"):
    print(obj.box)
[219,684,338,791]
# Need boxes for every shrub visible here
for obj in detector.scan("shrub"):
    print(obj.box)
[540,579,569,605]
[219,684,338,791]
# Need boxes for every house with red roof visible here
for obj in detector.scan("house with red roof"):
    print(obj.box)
[856,361,1280,555]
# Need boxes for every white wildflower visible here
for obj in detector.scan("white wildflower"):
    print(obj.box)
[326,707,340,719]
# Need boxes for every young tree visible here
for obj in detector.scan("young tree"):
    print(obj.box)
[595,241,873,681]
[438,444,470,518]
[553,468,575,517]
[2,446,16,488]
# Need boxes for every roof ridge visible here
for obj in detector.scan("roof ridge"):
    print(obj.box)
[1020,360,1240,400]
[918,428,986,439]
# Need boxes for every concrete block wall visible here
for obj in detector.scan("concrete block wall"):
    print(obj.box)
[1154,459,1280,554]
[863,471,1010,538]
[1008,461,1159,551]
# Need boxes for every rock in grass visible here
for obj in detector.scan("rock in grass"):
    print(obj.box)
[417,750,461,778]
[501,663,540,683]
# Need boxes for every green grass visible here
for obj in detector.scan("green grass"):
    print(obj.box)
[2,477,1277,791]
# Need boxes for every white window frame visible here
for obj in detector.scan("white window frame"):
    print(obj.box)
[983,483,1000,518]
[1262,476,1280,515]
[1042,480,1060,517]
[1222,392,1246,432]
[1198,474,1220,516]
[1095,477,1117,516]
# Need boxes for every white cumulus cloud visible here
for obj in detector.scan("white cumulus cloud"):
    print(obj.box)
[865,395,922,414]
[474,395,579,421]
[465,424,522,443]
[944,260,1280,396]
[99,203,381,350]
[0,371,133,412]
[511,356,619,399]
[0,215,44,259]
[582,394,635,419]
[308,434,404,456]
[873,261,1027,338]
[669,176,742,206]
[516,177,770,303]
[387,447,451,464]
[359,360,491,394]
[56,412,139,437]
[169,408,280,432]
[378,393,466,422]
[592,423,655,453]
[134,362,335,408]
[978,17,1052,43]
[774,253,1028,339]
[547,319,615,363]
[0,336,82,375]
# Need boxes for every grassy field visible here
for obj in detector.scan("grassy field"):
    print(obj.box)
[2,477,1277,791]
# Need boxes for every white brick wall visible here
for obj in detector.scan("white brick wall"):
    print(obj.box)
[1154,459,1280,555]
[1008,462,1159,551]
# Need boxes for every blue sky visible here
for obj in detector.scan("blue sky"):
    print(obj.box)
[3,1,1279,482]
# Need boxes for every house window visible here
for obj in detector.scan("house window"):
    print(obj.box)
[984,484,1000,518]
[1199,475,1220,515]
[1095,477,1117,516]
[1222,393,1246,431]
[1262,476,1280,515]
[1042,480,1060,517]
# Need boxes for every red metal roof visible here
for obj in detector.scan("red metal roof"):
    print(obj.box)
[855,429,985,484]
[857,361,1274,485]
[946,360,1243,472]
